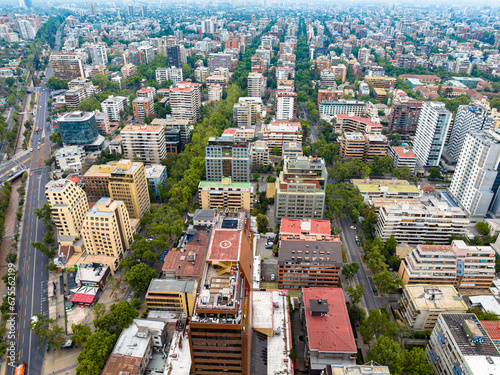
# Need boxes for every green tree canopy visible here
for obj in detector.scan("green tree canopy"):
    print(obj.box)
[360,309,399,343]
[123,263,157,294]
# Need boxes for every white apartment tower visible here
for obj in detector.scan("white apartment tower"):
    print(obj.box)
[448,104,493,161]
[448,129,500,221]
[170,81,201,121]
[276,91,297,120]
[413,101,452,167]
[89,44,107,67]
[247,72,266,98]
[155,66,183,85]
[101,95,127,122]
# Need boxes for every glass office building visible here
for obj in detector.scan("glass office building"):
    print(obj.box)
[57,111,98,145]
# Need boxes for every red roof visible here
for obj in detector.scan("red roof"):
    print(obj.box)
[480,320,500,341]
[303,288,356,354]
[223,128,238,135]
[281,219,331,236]
[162,231,209,278]
[392,146,416,158]
[336,114,383,129]
[71,293,96,304]
[207,229,242,262]
[66,175,81,184]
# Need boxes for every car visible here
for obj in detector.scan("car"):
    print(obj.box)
[372,287,379,296]
[350,226,356,230]
[37,146,40,150]
[261,275,265,281]
[38,138,41,142]
[265,243,273,249]
[346,216,351,222]
[30,147,33,152]
[267,236,274,241]
[270,274,276,281]
[355,236,359,240]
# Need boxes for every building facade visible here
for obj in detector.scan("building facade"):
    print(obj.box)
[121,125,167,164]
[170,81,201,122]
[57,111,99,146]
[205,134,251,183]
[50,52,86,79]
[198,178,254,212]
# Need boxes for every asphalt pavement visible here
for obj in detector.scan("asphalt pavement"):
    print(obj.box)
[5,27,61,375]
[300,102,319,142]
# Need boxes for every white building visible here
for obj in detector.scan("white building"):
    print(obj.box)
[208,84,223,102]
[55,146,86,173]
[18,20,36,40]
[448,129,500,221]
[319,100,365,116]
[388,146,417,174]
[247,72,266,98]
[120,124,167,164]
[155,66,183,85]
[101,95,127,122]
[413,102,452,167]
[447,104,493,161]
[276,90,296,120]
[89,44,107,67]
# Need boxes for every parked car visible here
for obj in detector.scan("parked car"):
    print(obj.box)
[37,146,40,150]
[350,226,356,230]
[29,147,33,152]
[270,274,276,281]
[265,243,273,249]
[373,287,379,296]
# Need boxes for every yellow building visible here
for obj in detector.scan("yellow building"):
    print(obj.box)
[45,179,89,239]
[145,279,197,316]
[198,177,254,212]
[81,197,133,271]
[108,159,150,219]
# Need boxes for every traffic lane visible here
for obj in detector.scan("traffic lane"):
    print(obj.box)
[340,218,379,311]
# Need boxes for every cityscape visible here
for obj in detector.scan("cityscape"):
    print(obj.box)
[1,1,500,375]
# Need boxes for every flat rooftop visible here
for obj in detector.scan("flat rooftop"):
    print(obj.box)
[147,279,196,294]
[164,331,191,375]
[199,180,252,190]
[162,230,209,278]
[405,285,467,311]
[280,219,331,236]
[355,183,420,194]
[207,229,242,262]
[252,290,294,375]
[77,263,109,283]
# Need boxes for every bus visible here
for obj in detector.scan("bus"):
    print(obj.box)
[35,127,39,133]
[14,363,25,375]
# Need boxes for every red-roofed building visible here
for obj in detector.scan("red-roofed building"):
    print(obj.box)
[302,288,356,373]
[480,320,500,348]
[162,230,209,279]
[334,114,383,134]
[71,293,97,307]
[280,219,331,236]
[388,146,417,174]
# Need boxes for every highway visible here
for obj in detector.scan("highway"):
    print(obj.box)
[5,27,61,375]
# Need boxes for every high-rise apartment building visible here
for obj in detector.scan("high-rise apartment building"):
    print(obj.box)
[82,197,133,271]
[189,211,252,375]
[198,178,254,212]
[89,3,97,16]
[155,66,183,85]
[426,314,500,375]
[50,52,86,80]
[232,97,262,127]
[398,240,495,290]
[205,133,251,182]
[208,52,232,72]
[45,179,89,239]
[132,97,154,124]
[276,90,296,120]
[121,125,167,164]
[208,84,223,101]
[340,132,388,163]
[374,197,468,244]
[167,45,183,68]
[448,129,500,221]
[275,156,327,219]
[388,146,417,174]
[101,95,127,122]
[448,104,494,161]
[108,160,150,219]
[388,91,423,134]
[194,66,210,83]
[170,81,201,121]
[151,118,193,147]
[247,72,266,98]
[262,122,302,155]
[251,54,266,73]
[18,19,36,39]
[89,44,107,67]
[413,102,452,167]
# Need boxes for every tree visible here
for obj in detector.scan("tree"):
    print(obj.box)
[362,209,378,234]
[32,241,56,259]
[49,130,63,146]
[360,309,399,343]
[469,307,499,321]
[373,271,403,295]
[272,145,280,156]
[346,281,364,304]
[368,336,404,375]
[30,313,66,348]
[61,168,75,178]
[256,214,269,233]
[347,303,366,326]
[182,63,192,79]
[476,221,490,236]
[78,97,101,112]
[92,302,106,320]
[123,263,156,294]
[76,330,117,375]
[71,324,92,346]
[428,167,442,179]
[402,347,435,375]
[131,298,141,310]
[342,262,360,279]
[94,302,139,332]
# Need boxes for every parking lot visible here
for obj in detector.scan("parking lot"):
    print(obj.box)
[255,233,279,284]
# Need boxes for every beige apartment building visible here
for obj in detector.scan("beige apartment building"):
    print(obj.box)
[233,97,262,127]
[400,285,467,330]
[108,160,150,219]
[374,197,469,244]
[50,52,86,80]
[81,197,133,271]
[169,81,201,121]
[198,177,254,212]
[250,140,270,166]
[398,241,496,290]
[340,132,388,162]
[275,156,327,219]
[45,179,89,238]
[120,124,167,164]
[262,122,302,155]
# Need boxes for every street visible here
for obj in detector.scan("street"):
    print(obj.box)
[300,102,319,142]
[4,27,61,375]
